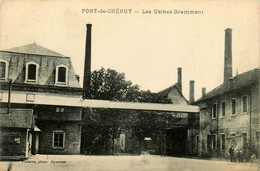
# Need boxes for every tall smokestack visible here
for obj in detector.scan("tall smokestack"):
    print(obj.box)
[83,24,92,99]
[224,28,232,82]
[189,80,195,104]
[202,87,206,97]
[177,67,182,92]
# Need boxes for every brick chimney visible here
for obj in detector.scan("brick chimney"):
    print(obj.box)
[202,87,206,97]
[189,80,195,104]
[83,24,92,99]
[177,67,182,92]
[224,28,233,82]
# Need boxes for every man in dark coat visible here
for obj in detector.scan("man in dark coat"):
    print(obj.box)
[229,145,235,162]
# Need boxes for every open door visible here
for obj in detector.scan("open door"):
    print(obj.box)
[31,126,41,155]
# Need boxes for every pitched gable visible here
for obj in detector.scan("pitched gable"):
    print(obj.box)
[158,83,189,105]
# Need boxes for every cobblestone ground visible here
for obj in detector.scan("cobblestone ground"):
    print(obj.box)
[0,154,259,171]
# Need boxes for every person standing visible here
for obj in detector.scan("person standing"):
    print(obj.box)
[229,145,235,162]
[237,148,243,162]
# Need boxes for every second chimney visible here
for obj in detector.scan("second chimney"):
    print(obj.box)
[224,28,233,82]
[177,67,182,92]
[189,80,195,104]
[83,24,92,99]
[202,87,206,97]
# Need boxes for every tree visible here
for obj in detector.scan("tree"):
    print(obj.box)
[89,67,171,103]
[82,67,171,155]
[89,67,140,101]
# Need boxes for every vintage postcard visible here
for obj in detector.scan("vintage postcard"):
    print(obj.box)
[0,0,259,170]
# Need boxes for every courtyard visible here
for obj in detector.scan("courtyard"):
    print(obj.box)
[0,154,259,171]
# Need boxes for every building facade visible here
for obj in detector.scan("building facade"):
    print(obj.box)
[0,43,83,155]
[195,28,260,158]
[0,109,33,159]
[158,68,199,156]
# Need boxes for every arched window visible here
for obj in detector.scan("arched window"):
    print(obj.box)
[0,59,9,80]
[55,65,68,85]
[25,62,39,82]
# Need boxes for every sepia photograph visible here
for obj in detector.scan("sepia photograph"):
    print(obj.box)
[0,0,259,170]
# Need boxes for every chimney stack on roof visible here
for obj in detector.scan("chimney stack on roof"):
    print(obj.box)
[228,77,234,89]
[177,67,182,92]
[83,24,92,99]
[224,28,233,82]
[202,87,206,97]
[189,80,195,104]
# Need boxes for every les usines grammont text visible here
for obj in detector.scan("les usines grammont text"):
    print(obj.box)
[82,9,204,15]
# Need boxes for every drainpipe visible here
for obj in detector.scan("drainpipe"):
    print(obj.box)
[216,100,220,157]
[216,100,219,157]
[7,79,12,114]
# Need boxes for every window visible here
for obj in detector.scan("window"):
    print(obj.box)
[212,135,216,150]
[53,131,65,149]
[55,65,68,85]
[241,96,248,113]
[220,134,225,150]
[196,135,199,150]
[242,133,247,147]
[212,103,217,119]
[221,101,225,117]
[207,134,217,151]
[256,132,260,150]
[231,98,236,115]
[25,62,39,82]
[0,59,9,80]
[28,64,36,80]
[56,107,65,113]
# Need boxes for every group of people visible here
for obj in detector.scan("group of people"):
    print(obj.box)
[229,145,257,163]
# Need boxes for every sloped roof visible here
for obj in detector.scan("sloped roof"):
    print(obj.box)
[0,109,33,128]
[0,43,81,88]
[5,43,66,57]
[158,83,181,97]
[194,68,260,103]
[157,83,189,103]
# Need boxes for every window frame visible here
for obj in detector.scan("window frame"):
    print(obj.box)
[25,62,39,83]
[241,132,247,147]
[231,98,237,116]
[220,101,226,118]
[0,59,9,81]
[56,107,65,113]
[241,95,248,114]
[212,103,217,119]
[211,134,217,150]
[52,131,65,149]
[196,135,199,151]
[220,133,226,150]
[55,64,68,86]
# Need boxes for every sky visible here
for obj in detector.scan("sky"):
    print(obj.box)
[0,0,259,100]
